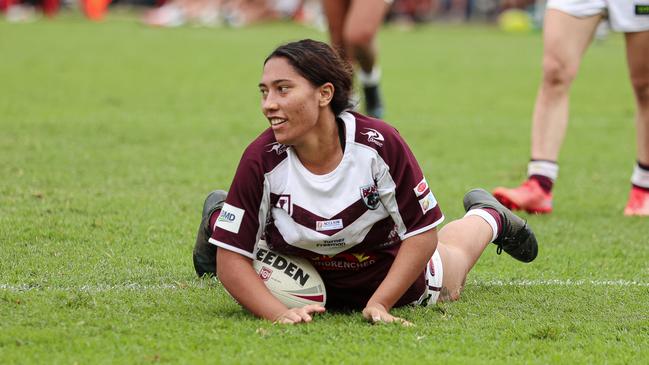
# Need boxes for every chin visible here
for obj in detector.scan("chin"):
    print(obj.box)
[272,132,292,146]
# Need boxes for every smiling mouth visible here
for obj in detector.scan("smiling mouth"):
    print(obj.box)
[269,117,287,127]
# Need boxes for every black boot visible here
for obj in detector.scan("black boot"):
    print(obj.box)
[463,188,538,263]
[193,190,227,277]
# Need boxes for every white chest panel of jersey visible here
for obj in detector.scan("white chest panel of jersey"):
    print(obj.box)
[263,116,397,256]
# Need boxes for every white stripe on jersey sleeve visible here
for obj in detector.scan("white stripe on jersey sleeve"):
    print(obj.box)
[401,214,445,241]
[208,238,256,259]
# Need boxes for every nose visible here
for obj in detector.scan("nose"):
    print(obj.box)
[262,93,279,113]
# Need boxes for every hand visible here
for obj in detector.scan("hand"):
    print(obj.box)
[274,305,326,324]
[362,303,413,326]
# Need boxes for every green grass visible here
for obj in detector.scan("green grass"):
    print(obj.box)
[1,13,648,364]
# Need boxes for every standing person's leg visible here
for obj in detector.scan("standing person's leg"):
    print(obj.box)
[343,0,391,118]
[623,30,649,215]
[428,189,538,302]
[493,9,602,214]
[322,0,351,54]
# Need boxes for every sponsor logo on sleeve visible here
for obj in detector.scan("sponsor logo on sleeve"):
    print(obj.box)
[413,178,429,197]
[360,128,384,147]
[316,219,344,231]
[636,5,649,15]
[215,203,245,234]
[418,191,438,214]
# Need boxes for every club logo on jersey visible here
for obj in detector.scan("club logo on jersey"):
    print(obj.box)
[258,266,273,281]
[418,191,437,214]
[316,219,344,231]
[275,194,292,215]
[360,128,384,147]
[360,184,380,210]
[266,142,288,155]
[413,178,429,197]
[215,203,245,234]
[635,5,649,15]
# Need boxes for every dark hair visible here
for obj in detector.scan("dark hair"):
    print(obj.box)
[264,39,353,116]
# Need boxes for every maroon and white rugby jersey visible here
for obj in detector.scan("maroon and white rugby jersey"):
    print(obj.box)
[210,111,444,308]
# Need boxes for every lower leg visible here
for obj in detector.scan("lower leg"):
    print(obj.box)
[623,31,649,215]
[625,31,649,167]
[436,216,494,301]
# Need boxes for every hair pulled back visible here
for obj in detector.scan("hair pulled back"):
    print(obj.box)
[264,39,353,116]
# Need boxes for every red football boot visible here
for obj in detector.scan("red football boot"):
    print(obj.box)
[493,179,553,214]
[624,186,649,216]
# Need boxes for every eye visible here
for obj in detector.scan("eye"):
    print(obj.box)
[278,86,289,94]
[259,89,268,97]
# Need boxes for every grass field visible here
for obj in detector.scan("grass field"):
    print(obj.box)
[1,12,648,364]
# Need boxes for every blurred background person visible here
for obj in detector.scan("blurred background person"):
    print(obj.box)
[322,0,390,118]
[2,0,59,21]
[142,0,304,27]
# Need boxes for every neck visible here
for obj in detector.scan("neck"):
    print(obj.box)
[293,109,343,175]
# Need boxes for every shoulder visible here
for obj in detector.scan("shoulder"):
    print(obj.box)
[347,111,411,158]
[239,128,289,173]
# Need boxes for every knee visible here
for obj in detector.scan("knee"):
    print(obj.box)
[343,26,375,49]
[630,73,649,105]
[541,56,578,89]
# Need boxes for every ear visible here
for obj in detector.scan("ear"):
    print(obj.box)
[318,82,334,107]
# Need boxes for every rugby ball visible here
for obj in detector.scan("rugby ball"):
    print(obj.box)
[253,243,326,308]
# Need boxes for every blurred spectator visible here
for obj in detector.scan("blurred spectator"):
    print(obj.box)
[141,0,304,27]
[2,0,59,21]
[387,0,538,24]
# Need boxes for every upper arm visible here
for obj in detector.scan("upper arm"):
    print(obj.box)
[375,130,444,239]
[211,155,268,258]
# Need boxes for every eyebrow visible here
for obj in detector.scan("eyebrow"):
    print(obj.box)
[258,79,292,88]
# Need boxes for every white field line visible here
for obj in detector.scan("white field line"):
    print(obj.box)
[1,279,648,292]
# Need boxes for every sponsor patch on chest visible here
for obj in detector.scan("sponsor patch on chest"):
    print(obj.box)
[316,219,344,231]
[636,4,649,15]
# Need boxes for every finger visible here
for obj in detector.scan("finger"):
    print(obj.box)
[274,311,300,324]
[296,309,313,323]
[363,308,382,323]
[395,317,414,327]
[303,304,326,314]
[275,316,296,325]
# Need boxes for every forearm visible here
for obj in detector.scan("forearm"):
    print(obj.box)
[367,229,438,311]
[216,248,289,321]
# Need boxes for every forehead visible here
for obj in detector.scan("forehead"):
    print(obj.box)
[260,57,305,85]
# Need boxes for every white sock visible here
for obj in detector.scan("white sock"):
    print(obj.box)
[527,160,559,180]
[464,209,498,243]
[631,163,649,189]
[357,67,381,87]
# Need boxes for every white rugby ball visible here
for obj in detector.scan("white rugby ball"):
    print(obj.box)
[253,245,326,308]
